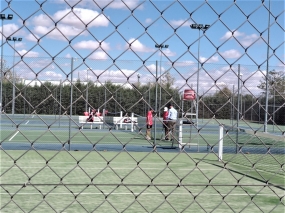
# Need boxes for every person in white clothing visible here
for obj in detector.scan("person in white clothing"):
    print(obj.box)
[166,104,177,141]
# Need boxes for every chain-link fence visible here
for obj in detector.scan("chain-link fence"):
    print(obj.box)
[1,0,284,212]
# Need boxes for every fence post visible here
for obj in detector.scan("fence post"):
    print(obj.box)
[120,111,123,128]
[69,57,74,151]
[218,124,223,161]
[131,112,134,132]
[178,119,183,150]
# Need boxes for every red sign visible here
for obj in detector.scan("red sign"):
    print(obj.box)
[183,89,196,101]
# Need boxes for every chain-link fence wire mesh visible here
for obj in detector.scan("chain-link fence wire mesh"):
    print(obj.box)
[1,0,284,212]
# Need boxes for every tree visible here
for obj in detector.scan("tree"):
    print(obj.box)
[161,71,175,89]
[257,70,285,96]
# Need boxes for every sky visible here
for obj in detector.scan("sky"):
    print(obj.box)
[0,0,284,95]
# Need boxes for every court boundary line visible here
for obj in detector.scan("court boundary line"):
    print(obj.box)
[0,193,283,196]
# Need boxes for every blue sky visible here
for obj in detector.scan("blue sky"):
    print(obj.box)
[1,0,284,95]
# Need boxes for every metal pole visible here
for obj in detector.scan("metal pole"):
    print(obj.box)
[148,79,150,105]
[104,81,106,129]
[231,85,235,128]
[23,86,25,118]
[236,65,241,153]
[154,60,158,146]
[273,85,275,132]
[264,0,271,133]
[86,69,88,112]
[240,74,243,117]
[159,50,162,118]
[69,58,74,151]
[12,41,15,116]
[196,29,201,131]
[0,19,4,114]
[0,14,13,114]
[59,79,62,127]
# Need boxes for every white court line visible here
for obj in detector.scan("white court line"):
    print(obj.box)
[25,120,29,125]
[0,193,282,196]
[1,167,279,172]
[0,161,211,166]
[0,166,226,171]
[9,131,19,141]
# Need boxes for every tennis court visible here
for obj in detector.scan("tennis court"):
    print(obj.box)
[1,115,284,212]
[1,151,284,213]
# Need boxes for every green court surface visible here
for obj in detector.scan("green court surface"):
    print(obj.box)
[1,151,284,213]
[0,125,219,149]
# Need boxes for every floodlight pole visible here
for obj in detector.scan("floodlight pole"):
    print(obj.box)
[7,37,22,116]
[86,68,92,112]
[190,24,210,130]
[264,0,271,133]
[69,57,76,151]
[137,73,140,85]
[148,78,151,105]
[236,65,242,153]
[240,73,243,117]
[155,44,169,118]
[0,14,13,114]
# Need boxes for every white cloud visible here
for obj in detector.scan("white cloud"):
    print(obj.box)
[145,18,152,24]
[29,8,109,40]
[173,61,196,67]
[241,34,259,47]
[18,50,39,57]
[221,49,241,59]
[126,38,153,52]
[65,53,72,58]
[107,0,143,9]
[13,42,24,49]
[44,71,63,79]
[26,33,40,42]
[0,24,19,38]
[89,51,108,60]
[146,64,156,72]
[170,19,192,27]
[200,55,219,63]
[221,31,244,40]
[221,30,259,47]
[53,8,109,27]
[56,0,143,10]
[33,24,86,40]
[73,40,110,50]
[159,48,176,57]
[31,14,53,27]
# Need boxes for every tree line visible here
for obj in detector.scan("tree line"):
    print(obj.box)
[2,67,284,125]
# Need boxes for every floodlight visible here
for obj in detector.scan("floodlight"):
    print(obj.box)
[7,37,11,41]
[155,44,159,48]
[190,24,198,29]
[198,24,203,29]
[18,38,22,41]
[0,14,5,19]
[204,24,210,29]
[165,45,169,48]
[7,14,13,20]
[13,37,17,41]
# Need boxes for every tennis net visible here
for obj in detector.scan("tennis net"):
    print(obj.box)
[220,124,284,176]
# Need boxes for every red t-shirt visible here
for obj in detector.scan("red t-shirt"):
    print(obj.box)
[163,111,168,121]
[146,111,153,125]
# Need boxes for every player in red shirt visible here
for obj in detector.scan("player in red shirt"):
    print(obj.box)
[146,109,154,140]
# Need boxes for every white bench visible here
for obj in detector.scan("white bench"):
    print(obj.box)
[113,117,138,131]
[78,116,103,129]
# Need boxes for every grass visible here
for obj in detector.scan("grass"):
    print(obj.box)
[1,151,284,213]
